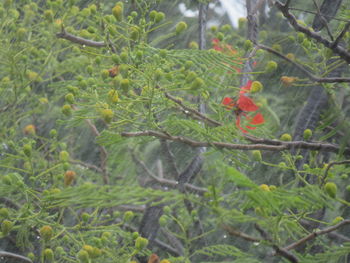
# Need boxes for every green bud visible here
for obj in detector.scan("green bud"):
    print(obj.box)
[251,81,263,93]
[23,144,32,157]
[77,250,89,263]
[112,54,121,64]
[132,232,139,239]
[324,182,337,198]
[154,69,163,81]
[266,61,278,73]
[59,151,70,162]
[1,220,13,235]
[191,77,205,90]
[135,236,148,250]
[43,249,54,262]
[65,93,75,104]
[189,41,199,49]
[27,252,35,261]
[303,129,312,140]
[155,12,165,23]
[280,133,292,141]
[101,69,110,80]
[112,4,123,21]
[120,79,130,92]
[149,10,157,21]
[44,10,54,22]
[252,150,262,162]
[159,215,168,227]
[101,109,114,123]
[40,225,53,242]
[0,208,9,218]
[123,211,134,222]
[175,21,188,34]
[244,39,253,51]
[62,104,72,116]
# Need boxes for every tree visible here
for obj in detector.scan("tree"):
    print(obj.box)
[1,0,350,262]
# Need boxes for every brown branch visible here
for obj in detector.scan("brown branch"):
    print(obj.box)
[312,0,333,40]
[165,93,222,127]
[222,224,261,242]
[257,44,350,83]
[131,152,207,194]
[289,7,349,22]
[275,1,350,64]
[56,27,106,47]
[283,219,350,251]
[321,160,350,185]
[0,251,33,263]
[255,224,299,263]
[70,159,104,173]
[121,130,350,155]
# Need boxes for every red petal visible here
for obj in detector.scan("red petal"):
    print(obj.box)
[239,80,253,94]
[222,97,235,109]
[250,113,264,125]
[237,95,259,112]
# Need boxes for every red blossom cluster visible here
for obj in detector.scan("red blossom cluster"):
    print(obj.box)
[222,80,264,133]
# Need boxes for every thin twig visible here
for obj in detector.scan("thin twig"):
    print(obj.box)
[289,7,349,22]
[165,93,222,126]
[321,160,350,185]
[121,130,350,155]
[0,251,33,263]
[257,44,350,83]
[275,1,350,64]
[222,224,261,242]
[70,159,104,173]
[332,21,350,48]
[255,224,299,263]
[312,0,333,40]
[283,219,350,251]
[56,27,106,47]
[131,152,207,194]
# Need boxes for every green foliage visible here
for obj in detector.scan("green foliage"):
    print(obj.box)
[1,0,350,262]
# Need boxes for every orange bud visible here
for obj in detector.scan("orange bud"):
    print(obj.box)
[281,76,297,87]
[64,170,76,186]
[108,66,119,77]
[148,253,160,263]
[24,124,36,135]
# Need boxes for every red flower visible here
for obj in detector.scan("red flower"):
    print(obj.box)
[212,38,241,73]
[222,81,264,133]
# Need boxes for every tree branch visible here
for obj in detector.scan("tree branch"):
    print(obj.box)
[257,44,350,83]
[165,93,222,127]
[283,219,350,251]
[0,251,33,263]
[56,27,106,47]
[131,152,207,194]
[255,224,299,263]
[121,130,350,155]
[222,224,261,242]
[275,1,350,64]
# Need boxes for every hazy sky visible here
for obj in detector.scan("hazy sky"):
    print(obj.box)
[179,0,247,28]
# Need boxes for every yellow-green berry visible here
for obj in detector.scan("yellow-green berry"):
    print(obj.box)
[135,236,148,250]
[175,21,187,34]
[252,150,262,162]
[259,184,270,191]
[280,133,292,141]
[266,61,278,73]
[101,109,114,123]
[251,81,263,93]
[155,12,165,23]
[123,211,134,222]
[112,4,123,21]
[324,182,337,198]
[1,220,13,235]
[40,225,53,242]
[303,129,312,140]
[77,249,89,263]
[43,249,54,262]
[65,93,75,104]
[59,151,70,162]
[23,144,32,157]
[0,208,9,218]
[62,104,72,116]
